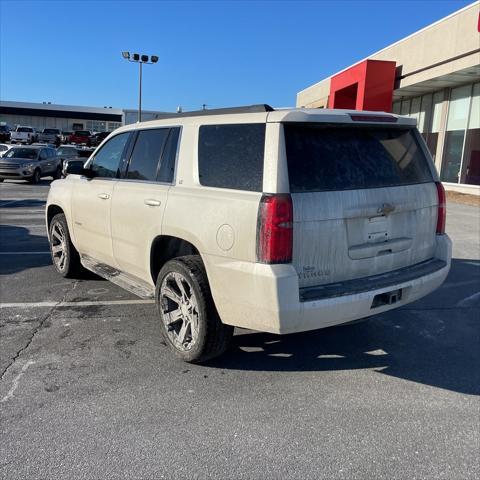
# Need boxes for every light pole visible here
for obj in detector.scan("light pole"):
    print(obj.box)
[122,52,158,122]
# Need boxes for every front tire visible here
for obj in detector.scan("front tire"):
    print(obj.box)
[155,255,233,363]
[49,213,83,278]
[29,169,41,184]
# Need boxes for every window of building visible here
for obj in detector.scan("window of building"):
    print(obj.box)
[198,124,265,192]
[107,122,122,132]
[126,128,170,182]
[86,120,107,132]
[90,132,130,178]
[461,82,480,185]
[400,99,411,116]
[441,84,471,183]
[392,102,401,114]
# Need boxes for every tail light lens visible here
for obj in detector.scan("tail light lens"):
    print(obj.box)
[436,181,446,234]
[257,194,293,263]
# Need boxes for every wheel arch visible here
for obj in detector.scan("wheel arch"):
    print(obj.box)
[46,204,65,229]
[150,235,201,284]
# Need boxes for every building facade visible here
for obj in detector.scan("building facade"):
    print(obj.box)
[297,2,480,194]
[0,101,169,133]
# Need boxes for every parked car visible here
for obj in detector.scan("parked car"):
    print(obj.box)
[61,131,73,144]
[56,145,94,172]
[69,130,92,146]
[90,131,110,146]
[38,128,62,146]
[0,125,11,142]
[0,145,61,183]
[47,105,451,363]
[0,143,12,156]
[10,126,38,144]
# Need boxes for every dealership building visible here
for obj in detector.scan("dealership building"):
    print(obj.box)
[0,101,168,133]
[297,2,480,194]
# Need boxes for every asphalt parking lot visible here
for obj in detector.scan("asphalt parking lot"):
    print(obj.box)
[0,179,479,479]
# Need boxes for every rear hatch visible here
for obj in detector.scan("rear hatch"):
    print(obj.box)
[283,120,438,290]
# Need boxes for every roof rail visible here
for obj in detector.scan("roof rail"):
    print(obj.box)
[152,104,274,120]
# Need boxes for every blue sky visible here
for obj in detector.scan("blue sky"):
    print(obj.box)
[0,0,473,112]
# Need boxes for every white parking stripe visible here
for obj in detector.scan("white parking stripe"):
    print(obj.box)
[0,300,155,308]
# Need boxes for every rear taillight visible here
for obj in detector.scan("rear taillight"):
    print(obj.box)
[256,194,293,264]
[436,181,446,234]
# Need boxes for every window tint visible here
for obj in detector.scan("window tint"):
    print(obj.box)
[198,124,265,191]
[46,149,54,158]
[158,128,180,183]
[126,128,170,181]
[284,125,433,193]
[91,133,130,178]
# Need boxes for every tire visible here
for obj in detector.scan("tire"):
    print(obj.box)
[53,166,62,180]
[155,255,233,363]
[49,213,83,278]
[29,169,41,184]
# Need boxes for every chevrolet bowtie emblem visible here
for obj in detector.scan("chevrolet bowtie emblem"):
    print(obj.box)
[378,203,396,215]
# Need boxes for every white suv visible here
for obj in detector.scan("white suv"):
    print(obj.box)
[46,105,451,362]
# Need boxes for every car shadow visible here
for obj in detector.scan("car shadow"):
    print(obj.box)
[0,225,51,275]
[209,258,480,396]
[0,199,46,208]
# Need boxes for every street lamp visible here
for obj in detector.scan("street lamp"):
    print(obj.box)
[121,51,159,122]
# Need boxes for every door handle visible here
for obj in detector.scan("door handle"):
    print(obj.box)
[97,193,110,200]
[144,199,161,207]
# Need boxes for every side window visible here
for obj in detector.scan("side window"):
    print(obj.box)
[47,149,55,158]
[90,132,130,178]
[39,149,47,160]
[126,128,170,181]
[158,127,180,183]
[198,124,265,191]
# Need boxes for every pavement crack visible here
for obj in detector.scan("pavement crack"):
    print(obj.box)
[0,280,79,382]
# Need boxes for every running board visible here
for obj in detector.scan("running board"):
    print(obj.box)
[80,255,155,299]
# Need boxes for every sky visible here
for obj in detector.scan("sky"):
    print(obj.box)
[0,0,474,112]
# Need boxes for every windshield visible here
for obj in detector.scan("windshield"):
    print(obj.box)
[284,124,433,192]
[5,148,39,159]
[16,127,33,133]
[43,129,59,134]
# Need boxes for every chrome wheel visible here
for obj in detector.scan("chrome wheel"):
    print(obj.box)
[51,221,67,271]
[159,272,199,351]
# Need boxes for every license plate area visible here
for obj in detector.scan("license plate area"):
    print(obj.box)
[371,289,402,308]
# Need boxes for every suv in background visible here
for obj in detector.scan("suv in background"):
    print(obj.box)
[46,105,451,363]
[91,131,110,146]
[11,126,38,144]
[0,125,11,142]
[69,130,92,146]
[38,128,62,146]
[0,145,60,183]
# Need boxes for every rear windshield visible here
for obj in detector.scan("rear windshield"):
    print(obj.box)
[16,127,33,133]
[75,131,90,136]
[284,124,433,193]
[43,129,59,134]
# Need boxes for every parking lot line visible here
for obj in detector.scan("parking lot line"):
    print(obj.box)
[0,299,155,308]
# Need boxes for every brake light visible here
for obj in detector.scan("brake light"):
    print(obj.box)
[349,114,398,123]
[257,194,293,264]
[436,181,446,234]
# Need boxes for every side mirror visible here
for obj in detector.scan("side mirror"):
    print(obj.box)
[65,160,91,177]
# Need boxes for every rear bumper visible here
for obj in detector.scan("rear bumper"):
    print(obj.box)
[205,234,452,334]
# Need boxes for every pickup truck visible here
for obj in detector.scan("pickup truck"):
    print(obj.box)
[11,126,38,144]
[38,128,62,146]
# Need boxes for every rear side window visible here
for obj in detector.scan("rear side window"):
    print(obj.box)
[158,128,180,183]
[284,125,433,193]
[127,128,170,181]
[198,124,265,192]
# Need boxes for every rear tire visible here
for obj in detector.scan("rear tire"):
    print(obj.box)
[49,213,83,278]
[155,255,233,363]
